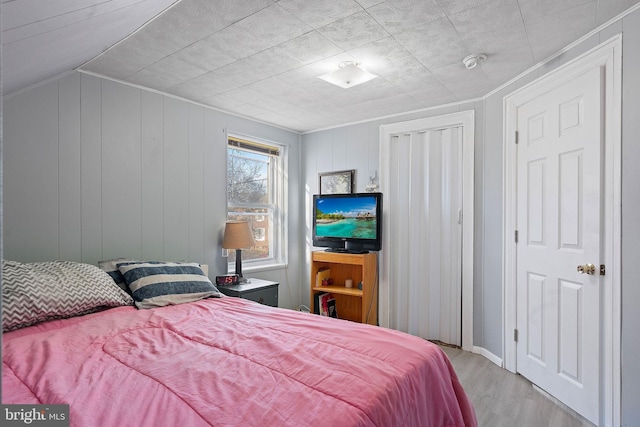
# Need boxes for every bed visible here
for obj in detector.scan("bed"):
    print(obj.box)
[2,260,476,427]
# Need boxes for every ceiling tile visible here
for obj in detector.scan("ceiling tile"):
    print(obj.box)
[481,45,534,75]
[171,60,272,100]
[128,56,208,90]
[203,0,277,23]
[169,72,231,100]
[347,37,413,73]
[529,32,585,62]
[367,0,445,34]
[414,93,460,109]
[518,0,594,20]
[154,0,235,41]
[224,103,274,117]
[242,48,304,76]
[354,0,386,7]
[484,67,529,86]
[353,92,425,117]
[443,73,495,98]
[277,0,364,28]
[436,0,496,15]
[449,0,526,42]
[279,52,361,83]
[431,62,477,84]
[171,38,238,71]
[206,4,313,60]
[275,31,343,65]
[525,2,597,44]
[317,11,390,50]
[81,36,168,80]
[394,17,469,70]
[251,97,306,114]
[200,93,249,110]
[462,22,530,53]
[373,56,440,91]
[250,76,314,99]
[235,4,313,44]
[208,59,271,89]
[204,27,265,60]
[406,84,456,103]
[132,4,210,56]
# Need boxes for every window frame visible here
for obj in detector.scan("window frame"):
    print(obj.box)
[226,133,287,272]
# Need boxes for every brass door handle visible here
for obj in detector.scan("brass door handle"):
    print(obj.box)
[577,264,596,275]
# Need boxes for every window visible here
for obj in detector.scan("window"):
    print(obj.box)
[227,134,286,271]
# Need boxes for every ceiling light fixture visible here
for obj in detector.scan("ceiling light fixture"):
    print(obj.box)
[462,53,487,69]
[318,61,378,89]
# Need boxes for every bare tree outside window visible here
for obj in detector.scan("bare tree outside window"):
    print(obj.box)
[227,148,268,204]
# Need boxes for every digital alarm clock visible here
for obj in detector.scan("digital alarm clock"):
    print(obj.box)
[215,274,239,286]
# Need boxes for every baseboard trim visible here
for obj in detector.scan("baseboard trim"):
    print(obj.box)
[472,346,503,367]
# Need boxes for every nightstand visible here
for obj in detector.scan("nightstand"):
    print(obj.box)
[217,278,279,307]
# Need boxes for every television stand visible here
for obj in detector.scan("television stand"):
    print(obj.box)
[324,248,369,254]
[310,251,378,325]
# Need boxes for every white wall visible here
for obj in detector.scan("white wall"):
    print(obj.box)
[301,8,640,424]
[3,72,303,309]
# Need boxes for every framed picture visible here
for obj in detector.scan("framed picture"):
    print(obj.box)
[319,170,355,194]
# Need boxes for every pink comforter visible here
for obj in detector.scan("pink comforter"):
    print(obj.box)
[3,297,476,426]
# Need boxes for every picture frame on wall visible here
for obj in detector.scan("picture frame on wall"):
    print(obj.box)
[319,170,355,194]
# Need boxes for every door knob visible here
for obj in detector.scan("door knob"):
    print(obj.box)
[577,263,596,275]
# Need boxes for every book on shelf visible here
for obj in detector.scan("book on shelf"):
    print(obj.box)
[327,296,338,318]
[313,292,323,315]
[314,292,337,318]
[316,267,331,287]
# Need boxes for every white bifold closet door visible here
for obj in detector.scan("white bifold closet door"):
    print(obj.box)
[387,127,463,346]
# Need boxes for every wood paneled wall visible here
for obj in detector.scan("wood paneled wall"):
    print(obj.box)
[3,73,302,310]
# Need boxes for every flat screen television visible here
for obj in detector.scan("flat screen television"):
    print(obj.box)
[312,192,383,253]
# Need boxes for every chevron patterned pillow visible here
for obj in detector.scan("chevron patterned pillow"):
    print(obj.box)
[2,260,134,332]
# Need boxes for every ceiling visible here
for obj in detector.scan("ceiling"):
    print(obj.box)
[3,0,639,133]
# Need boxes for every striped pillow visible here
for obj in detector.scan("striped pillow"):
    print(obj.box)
[117,262,222,309]
[98,258,138,292]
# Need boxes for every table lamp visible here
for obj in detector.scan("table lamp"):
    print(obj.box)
[222,220,255,282]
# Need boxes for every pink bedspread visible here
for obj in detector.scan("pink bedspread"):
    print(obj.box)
[3,297,476,426]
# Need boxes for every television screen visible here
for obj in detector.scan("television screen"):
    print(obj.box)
[313,192,382,253]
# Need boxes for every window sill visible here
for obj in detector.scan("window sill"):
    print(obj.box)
[230,262,288,275]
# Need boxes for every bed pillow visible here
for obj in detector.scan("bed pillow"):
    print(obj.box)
[98,258,139,292]
[2,260,134,332]
[117,262,222,309]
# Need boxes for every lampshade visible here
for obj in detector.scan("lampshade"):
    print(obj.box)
[222,220,255,250]
[318,61,378,89]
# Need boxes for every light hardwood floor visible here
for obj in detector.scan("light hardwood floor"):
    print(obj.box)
[439,345,596,427]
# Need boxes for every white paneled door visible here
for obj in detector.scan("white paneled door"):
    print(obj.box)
[516,66,602,424]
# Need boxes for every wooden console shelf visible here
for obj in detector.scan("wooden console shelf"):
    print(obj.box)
[310,251,378,325]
